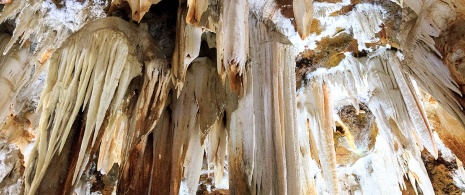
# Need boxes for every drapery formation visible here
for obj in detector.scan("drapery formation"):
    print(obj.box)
[0,0,465,194]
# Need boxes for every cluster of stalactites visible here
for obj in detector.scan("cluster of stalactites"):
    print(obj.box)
[293,0,465,193]
[25,22,141,194]
[0,0,106,60]
[22,17,172,194]
[299,49,437,194]
[172,0,315,95]
[401,0,465,128]
[1,0,465,194]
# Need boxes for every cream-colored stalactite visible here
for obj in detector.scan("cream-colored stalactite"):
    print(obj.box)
[0,0,106,56]
[365,50,416,152]
[0,34,31,122]
[0,0,23,23]
[27,30,138,194]
[293,0,313,40]
[223,0,248,77]
[111,0,160,22]
[171,57,225,194]
[269,41,302,195]
[300,48,440,193]
[205,116,228,186]
[274,42,302,195]
[0,1,40,55]
[23,17,169,195]
[228,19,303,194]
[296,102,318,195]
[186,0,209,25]
[401,0,465,128]
[172,6,202,96]
[97,111,128,174]
[389,51,438,158]
[304,80,339,195]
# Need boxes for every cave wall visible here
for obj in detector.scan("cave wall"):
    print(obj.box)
[0,0,464,194]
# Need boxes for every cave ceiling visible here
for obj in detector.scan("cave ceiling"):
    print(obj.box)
[0,0,465,194]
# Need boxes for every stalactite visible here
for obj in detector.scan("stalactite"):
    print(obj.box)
[171,57,226,194]
[296,102,318,194]
[222,0,248,92]
[299,47,442,193]
[24,17,170,195]
[390,52,437,158]
[110,0,161,22]
[302,80,339,194]
[293,0,313,39]
[172,6,202,95]
[401,0,465,129]
[2,0,465,194]
[0,140,24,195]
[0,0,23,22]
[186,0,208,25]
[0,0,106,58]
[228,17,304,194]
[205,115,228,186]
[0,34,31,122]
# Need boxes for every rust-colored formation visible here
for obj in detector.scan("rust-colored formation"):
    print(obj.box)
[422,150,463,194]
[295,33,358,88]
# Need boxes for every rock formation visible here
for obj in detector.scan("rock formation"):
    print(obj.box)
[0,0,464,194]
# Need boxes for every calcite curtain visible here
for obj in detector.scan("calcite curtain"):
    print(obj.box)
[0,0,464,194]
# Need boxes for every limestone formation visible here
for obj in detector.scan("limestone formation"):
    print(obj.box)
[0,0,465,194]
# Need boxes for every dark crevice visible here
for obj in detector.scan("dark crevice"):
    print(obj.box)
[198,39,217,61]
[142,0,178,58]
